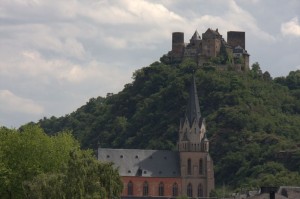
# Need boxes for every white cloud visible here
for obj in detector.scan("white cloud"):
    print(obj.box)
[281,17,300,37]
[0,0,299,127]
[0,90,44,114]
[225,0,276,42]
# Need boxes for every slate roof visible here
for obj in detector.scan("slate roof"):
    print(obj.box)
[191,30,201,40]
[233,45,249,55]
[98,148,180,177]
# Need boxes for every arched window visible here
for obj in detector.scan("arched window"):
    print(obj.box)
[158,182,164,196]
[187,158,192,175]
[199,159,203,175]
[172,183,178,197]
[197,183,203,197]
[143,181,148,196]
[127,181,133,196]
[187,183,193,197]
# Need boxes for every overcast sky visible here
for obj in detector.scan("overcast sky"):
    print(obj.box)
[1,0,300,128]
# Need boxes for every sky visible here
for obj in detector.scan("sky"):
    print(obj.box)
[1,0,300,128]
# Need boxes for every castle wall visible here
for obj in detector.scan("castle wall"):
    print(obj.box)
[202,38,221,58]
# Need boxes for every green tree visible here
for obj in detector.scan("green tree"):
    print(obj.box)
[0,125,122,199]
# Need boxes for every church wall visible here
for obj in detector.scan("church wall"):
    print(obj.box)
[121,176,182,197]
[179,152,214,197]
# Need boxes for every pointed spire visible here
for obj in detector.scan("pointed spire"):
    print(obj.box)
[191,30,201,41]
[186,75,201,125]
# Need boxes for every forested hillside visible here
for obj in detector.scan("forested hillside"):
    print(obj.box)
[36,59,300,189]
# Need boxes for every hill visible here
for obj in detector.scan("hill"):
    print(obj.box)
[35,59,300,188]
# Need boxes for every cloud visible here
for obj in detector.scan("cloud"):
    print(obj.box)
[0,90,44,114]
[281,17,300,37]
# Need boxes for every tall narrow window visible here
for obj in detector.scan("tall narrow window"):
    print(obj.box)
[187,159,192,175]
[143,181,148,196]
[198,183,203,197]
[187,183,193,197]
[127,181,133,196]
[199,159,203,175]
[172,183,178,197]
[158,182,164,196]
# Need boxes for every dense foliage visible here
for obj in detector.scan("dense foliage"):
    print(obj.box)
[0,125,122,199]
[36,59,300,189]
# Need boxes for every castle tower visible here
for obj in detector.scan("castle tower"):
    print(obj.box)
[227,31,245,49]
[171,32,185,60]
[178,76,215,198]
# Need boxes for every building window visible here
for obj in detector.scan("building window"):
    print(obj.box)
[143,181,149,196]
[199,159,203,175]
[187,159,192,175]
[172,183,178,197]
[127,181,133,196]
[187,183,193,197]
[198,183,203,197]
[158,182,164,196]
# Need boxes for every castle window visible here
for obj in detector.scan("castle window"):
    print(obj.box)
[172,183,178,197]
[158,182,164,196]
[143,181,149,196]
[199,159,203,175]
[198,183,203,197]
[127,181,133,196]
[187,183,193,197]
[187,159,192,175]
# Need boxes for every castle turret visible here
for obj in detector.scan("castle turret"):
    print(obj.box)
[171,32,185,60]
[227,31,245,49]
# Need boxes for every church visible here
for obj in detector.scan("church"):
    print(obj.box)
[98,76,215,198]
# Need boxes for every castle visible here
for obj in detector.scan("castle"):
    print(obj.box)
[98,76,215,198]
[164,28,250,71]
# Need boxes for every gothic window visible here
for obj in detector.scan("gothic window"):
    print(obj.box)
[158,182,164,196]
[143,181,148,196]
[187,183,193,197]
[172,183,178,197]
[127,181,133,196]
[199,159,203,175]
[187,159,192,175]
[197,183,203,197]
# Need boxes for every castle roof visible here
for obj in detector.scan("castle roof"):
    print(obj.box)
[186,75,201,126]
[191,30,201,40]
[233,45,249,55]
[98,148,180,177]
[202,28,222,39]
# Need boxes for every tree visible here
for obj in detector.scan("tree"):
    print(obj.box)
[24,150,123,199]
[0,125,123,199]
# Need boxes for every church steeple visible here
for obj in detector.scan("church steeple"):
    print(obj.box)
[186,75,201,125]
[178,75,207,152]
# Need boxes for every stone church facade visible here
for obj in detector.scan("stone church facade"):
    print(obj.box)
[98,77,215,198]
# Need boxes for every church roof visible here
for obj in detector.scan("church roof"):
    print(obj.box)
[186,75,201,125]
[98,148,180,177]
